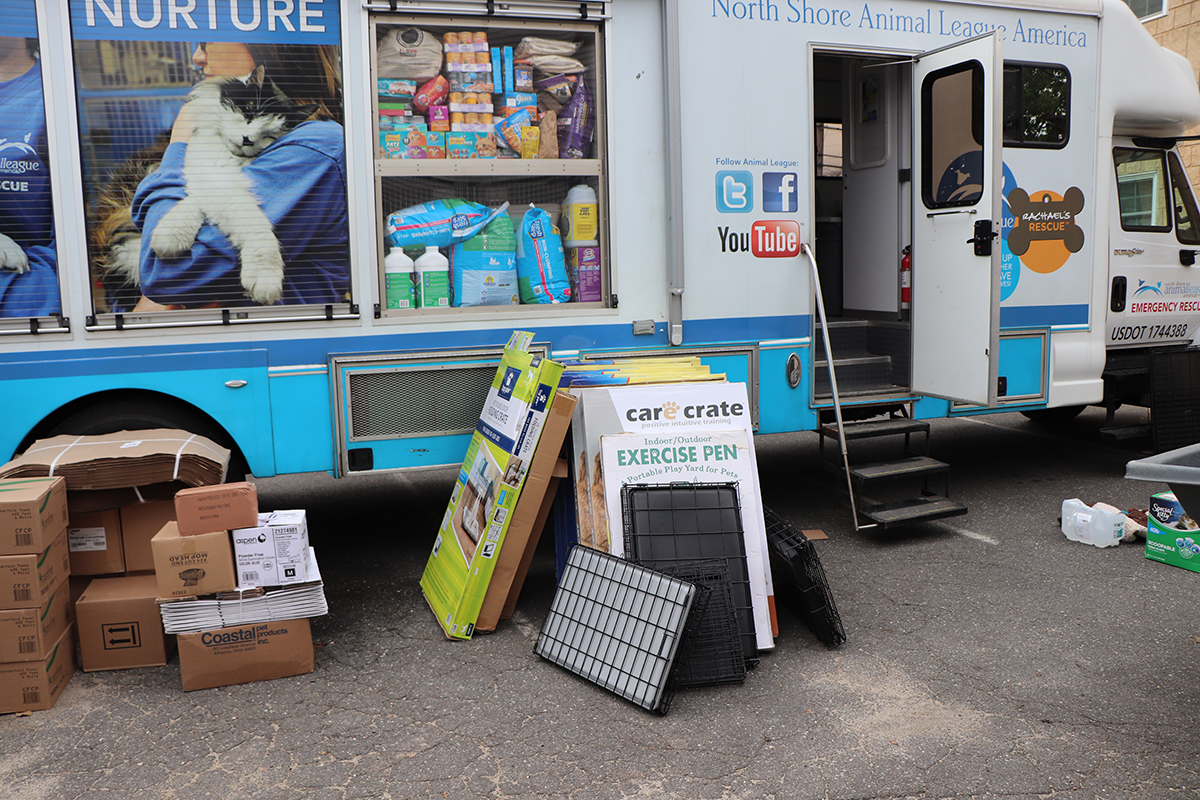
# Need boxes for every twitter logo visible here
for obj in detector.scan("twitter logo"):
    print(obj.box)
[716,171,753,213]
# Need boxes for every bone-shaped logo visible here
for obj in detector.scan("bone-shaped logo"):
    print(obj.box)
[1007,187,1085,256]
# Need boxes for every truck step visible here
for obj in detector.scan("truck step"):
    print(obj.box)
[860,496,968,527]
[848,456,949,483]
[820,418,929,441]
[813,356,895,396]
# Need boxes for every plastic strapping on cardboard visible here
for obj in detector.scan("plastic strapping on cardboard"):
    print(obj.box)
[132,485,146,503]
[46,436,84,477]
[172,434,197,481]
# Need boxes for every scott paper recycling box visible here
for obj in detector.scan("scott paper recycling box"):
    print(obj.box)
[420,331,563,640]
[1146,517,1200,575]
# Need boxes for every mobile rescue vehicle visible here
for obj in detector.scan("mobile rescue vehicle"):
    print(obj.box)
[1,0,1199,527]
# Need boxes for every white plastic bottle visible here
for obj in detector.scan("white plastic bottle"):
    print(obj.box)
[561,184,598,247]
[384,247,417,310]
[1060,498,1125,548]
[415,245,451,308]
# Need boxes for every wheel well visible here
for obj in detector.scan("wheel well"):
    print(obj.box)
[17,389,249,479]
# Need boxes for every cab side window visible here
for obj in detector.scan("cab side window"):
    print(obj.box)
[1114,148,1171,231]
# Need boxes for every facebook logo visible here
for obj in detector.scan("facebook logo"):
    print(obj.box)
[763,172,798,213]
[716,171,753,213]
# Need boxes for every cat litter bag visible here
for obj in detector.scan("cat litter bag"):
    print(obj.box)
[450,214,519,307]
[385,199,495,249]
[516,206,571,304]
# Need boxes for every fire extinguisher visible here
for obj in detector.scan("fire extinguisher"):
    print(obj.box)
[900,245,912,314]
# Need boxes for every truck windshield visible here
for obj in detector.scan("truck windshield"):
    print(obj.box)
[1168,151,1200,245]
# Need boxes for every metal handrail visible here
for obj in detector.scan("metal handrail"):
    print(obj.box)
[800,243,873,531]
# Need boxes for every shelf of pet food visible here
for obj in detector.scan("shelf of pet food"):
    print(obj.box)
[375,158,601,177]
[382,299,610,319]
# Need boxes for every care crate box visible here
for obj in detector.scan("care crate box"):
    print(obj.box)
[0,531,69,611]
[0,477,68,556]
[120,500,176,573]
[177,617,313,692]
[231,511,310,588]
[67,508,125,576]
[0,623,75,714]
[174,482,258,536]
[0,582,73,662]
[76,573,175,671]
[1146,517,1200,575]
[150,522,237,599]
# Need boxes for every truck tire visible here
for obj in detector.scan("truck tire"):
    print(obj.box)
[1020,405,1086,425]
[44,395,250,481]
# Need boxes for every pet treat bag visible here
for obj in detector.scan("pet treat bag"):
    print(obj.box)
[385,199,493,249]
[516,207,570,304]
[558,74,594,159]
[450,214,518,307]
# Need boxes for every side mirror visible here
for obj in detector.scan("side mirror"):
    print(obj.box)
[1181,249,1197,266]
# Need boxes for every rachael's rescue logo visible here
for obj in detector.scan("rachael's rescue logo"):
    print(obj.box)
[1006,187,1085,274]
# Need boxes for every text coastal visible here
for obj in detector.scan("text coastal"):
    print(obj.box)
[710,0,1089,47]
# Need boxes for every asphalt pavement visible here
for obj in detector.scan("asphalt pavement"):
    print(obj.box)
[3,407,1198,800]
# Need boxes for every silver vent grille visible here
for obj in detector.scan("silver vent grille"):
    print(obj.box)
[347,364,496,440]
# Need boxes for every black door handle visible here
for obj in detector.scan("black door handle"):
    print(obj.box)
[967,219,998,256]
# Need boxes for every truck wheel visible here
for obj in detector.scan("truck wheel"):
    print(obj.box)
[44,396,250,481]
[1020,405,1086,425]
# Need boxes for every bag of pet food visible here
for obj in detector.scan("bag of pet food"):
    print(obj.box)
[450,214,519,307]
[516,206,570,304]
[377,28,443,81]
[557,73,594,159]
[385,199,494,249]
[514,37,581,59]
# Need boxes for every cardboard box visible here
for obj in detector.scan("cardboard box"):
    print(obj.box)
[231,511,310,588]
[1149,491,1186,526]
[0,623,75,713]
[476,390,577,631]
[174,482,258,536]
[150,522,237,599]
[67,508,125,576]
[76,573,175,671]
[120,501,177,573]
[0,531,69,611]
[0,477,68,555]
[67,482,183,515]
[1145,517,1200,574]
[0,582,73,662]
[177,617,313,691]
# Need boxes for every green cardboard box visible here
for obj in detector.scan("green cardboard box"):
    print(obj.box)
[1145,516,1200,574]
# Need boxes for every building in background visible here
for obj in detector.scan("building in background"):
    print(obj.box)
[1131,0,1200,181]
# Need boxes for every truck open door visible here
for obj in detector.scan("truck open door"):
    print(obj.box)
[911,34,1003,407]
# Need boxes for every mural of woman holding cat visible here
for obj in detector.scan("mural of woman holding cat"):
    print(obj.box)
[130,41,349,310]
[0,33,60,318]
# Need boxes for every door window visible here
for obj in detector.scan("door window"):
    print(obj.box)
[921,61,984,209]
[1168,151,1200,245]
[1114,148,1170,231]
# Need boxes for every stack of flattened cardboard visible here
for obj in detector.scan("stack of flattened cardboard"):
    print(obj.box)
[0,430,229,491]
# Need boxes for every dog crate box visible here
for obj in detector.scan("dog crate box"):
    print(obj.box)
[67,509,125,576]
[0,531,70,611]
[150,522,236,599]
[231,510,310,588]
[0,623,76,714]
[0,583,74,663]
[177,617,313,691]
[0,477,69,556]
[76,573,175,672]
[120,500,177,573]
[174,482,259,536]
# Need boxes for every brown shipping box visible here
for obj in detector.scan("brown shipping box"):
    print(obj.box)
[0,477,68,556]
[0,582,73,662]
[67,508,125,576]
[120,501,177,573]
[0,623,76,714]
[150,522,236,598]
[177,617,313,691]
[174,482,258,536]
[76,573,175,671]
[476,391,577,632]
[0,531,69,611]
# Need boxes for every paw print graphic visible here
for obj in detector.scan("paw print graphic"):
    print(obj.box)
[662,401,680,420]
